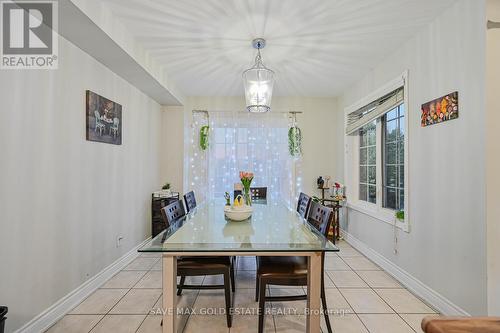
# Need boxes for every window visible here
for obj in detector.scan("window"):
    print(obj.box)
[359,121,376,204]
[383,105,405,211]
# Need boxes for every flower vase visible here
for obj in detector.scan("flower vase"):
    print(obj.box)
[243,187,252,206]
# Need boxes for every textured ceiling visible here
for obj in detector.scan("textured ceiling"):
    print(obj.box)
[101,0,455,97]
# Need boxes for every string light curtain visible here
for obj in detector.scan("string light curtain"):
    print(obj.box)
[201,111,301,208]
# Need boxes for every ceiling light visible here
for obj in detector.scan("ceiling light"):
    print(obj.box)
[242,38,274,113]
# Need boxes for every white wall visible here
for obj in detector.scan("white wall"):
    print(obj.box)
[486,0,500,316]
[161,96,341,198]
[0,36,162,332]
[160,106,185,193]
[339,0,487,315]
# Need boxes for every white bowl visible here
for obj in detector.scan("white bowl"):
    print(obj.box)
[224,206,253,221]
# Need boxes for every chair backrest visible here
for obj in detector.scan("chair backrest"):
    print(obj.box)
[160,200,186,226]
[250,187,267,200]
[183,191,197,213]
[297,192,311,219]
[307,200,333,237]
[94,110,101,124]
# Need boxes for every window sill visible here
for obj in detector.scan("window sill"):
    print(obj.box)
[346,201,410,232]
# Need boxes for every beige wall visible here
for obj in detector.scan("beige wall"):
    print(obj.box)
[160,106,185,193]
[0,36,162,332]
[160,96,343,198]
[339,0,487,315]
[486,0,500,316]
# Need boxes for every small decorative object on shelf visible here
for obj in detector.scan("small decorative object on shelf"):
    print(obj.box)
[224,192,231,206]
[199,125,209,150]
[240,171,254,206]
[330,182,346,202]
[317,176,325,189]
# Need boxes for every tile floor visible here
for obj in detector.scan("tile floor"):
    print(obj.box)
[46,240,439,333]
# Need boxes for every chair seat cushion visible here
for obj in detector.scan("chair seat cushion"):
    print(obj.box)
[178,256,231,270]
[257,256,308,277]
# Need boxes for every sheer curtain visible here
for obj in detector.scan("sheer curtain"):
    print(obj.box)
[205,111,301,208]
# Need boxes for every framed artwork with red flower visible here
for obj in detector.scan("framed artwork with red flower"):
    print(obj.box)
[421,91,458,127]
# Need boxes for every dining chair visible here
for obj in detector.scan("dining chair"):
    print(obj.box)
[160,200,234,328]
[183,190,197,213]
[250,187,267,200]
[255,200,334,333]
[297,192,312,219]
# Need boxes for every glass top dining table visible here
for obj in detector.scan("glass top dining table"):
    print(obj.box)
[139,199,339,253]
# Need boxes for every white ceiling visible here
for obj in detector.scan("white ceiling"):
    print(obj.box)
[100,0,455,97]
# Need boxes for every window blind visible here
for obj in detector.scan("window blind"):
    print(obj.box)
[346,87,404,135]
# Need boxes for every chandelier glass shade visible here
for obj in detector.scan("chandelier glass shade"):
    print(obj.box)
[242,38,274,113]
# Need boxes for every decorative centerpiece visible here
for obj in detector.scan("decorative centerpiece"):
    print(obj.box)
[224,195,253,222]
[240,171,254,206]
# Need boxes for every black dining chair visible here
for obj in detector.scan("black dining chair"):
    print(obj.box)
[161,200,234,327]
[183,190,197,213]
[297,192,312,219]
[250,187,267,200]
[255,200,334,333]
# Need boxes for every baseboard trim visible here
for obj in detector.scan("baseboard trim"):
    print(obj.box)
[15,238,151,333]
[341,229,470,316]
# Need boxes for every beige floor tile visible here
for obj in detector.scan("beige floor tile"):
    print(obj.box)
[101,271,147,289]
[324,288,354,314]
[152,290,199,313]
[178,275,205,286]
[323,273,336,288]
[109,289,161,314]
[339,289,394,313]
[70,289,128,314]
[375,289,436,313]
[89,314,145,333]
[338,247,363,258]
[237,257,257,270]
[124,257,159,271]
[358,314,414,333]
[321,314,368,333]
[356,271,402,288]
[234,288,259,313]
[192,290,227,313]
[183,315,229,333]
[236,270,257,289]
[140,252,161,258]
[45,314,103,333]
[343,257,380,271]
[202,274,224,285]
[151,259,162,271]
[270,288,307,315]
[324,257,352,271]
[230,315,275,333]
[135,271,162,289]
[274,315,305,333]
[136,315,162,333]
[400,313,440,332]
[327,271,369,288]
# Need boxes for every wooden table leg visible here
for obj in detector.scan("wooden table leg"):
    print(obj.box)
[306,252,321,333]
[163,255,177,333]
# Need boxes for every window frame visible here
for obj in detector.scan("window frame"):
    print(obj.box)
[345,71,410,232]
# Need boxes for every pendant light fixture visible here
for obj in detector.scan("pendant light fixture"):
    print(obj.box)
[242,38,275,113]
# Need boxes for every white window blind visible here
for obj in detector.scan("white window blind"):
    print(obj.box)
[346,87,404,135]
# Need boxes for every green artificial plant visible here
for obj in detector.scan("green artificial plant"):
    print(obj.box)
[288,126,302,157]
[395,210,404,220]
[199,125,210,151]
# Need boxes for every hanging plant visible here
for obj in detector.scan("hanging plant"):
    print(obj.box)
[288,125,302,157]
[199,125,210,150]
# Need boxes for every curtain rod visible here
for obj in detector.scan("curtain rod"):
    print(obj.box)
[487,20,500,29]
[192,110,303,114]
